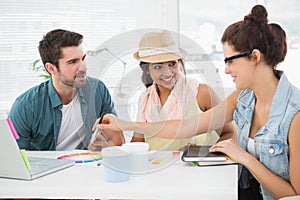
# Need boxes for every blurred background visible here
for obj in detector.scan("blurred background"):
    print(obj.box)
[1,0,299,123]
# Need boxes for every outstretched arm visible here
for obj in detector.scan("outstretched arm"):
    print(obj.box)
[197,84,237,141]
[99,90,239,139]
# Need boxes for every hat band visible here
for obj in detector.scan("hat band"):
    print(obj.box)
[138,44,181,57]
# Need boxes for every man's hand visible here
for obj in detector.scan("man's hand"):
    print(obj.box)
[88,115,125,151]
[88,131,110,151]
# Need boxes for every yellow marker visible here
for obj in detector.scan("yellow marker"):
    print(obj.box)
[20,149,31,170]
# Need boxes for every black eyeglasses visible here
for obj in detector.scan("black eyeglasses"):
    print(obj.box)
[224,51,251,64]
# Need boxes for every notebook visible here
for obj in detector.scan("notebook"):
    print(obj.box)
[181,145,227,162]
[0,118,75,180]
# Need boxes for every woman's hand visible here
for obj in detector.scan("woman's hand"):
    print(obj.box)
[88,133,110,151]
[209,138,249,164]
[96,114,123,132]
[88,114,125,151]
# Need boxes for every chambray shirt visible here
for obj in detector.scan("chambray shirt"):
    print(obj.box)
[234,71,300,200]
[9,76,116,150]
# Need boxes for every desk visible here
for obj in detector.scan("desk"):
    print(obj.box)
[0,151,238,199]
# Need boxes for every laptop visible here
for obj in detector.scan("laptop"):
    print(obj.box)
[0,118,75,180]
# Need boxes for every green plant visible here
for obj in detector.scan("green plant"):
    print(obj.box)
[32,59,50,80]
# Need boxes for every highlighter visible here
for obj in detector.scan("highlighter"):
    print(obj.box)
[20,149,31,170]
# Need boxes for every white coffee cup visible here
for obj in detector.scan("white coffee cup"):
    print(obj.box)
[122,142,149,175]
[101,146,130,183]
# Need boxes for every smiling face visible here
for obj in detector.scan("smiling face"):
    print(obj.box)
[148,60,181,91]
[54,45,87,89]
[223,42,254,90]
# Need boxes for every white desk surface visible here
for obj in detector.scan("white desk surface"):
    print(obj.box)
[0,150,238,200]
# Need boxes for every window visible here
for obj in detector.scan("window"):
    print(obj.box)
[3,0,299,118]
[0,0,179,113]
[180,0,300,91]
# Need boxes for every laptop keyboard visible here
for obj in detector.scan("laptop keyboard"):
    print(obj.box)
[28,157,62,175]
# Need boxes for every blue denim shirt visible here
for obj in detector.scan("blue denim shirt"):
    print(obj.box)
[234,71,300,200]
[8,76,116,150]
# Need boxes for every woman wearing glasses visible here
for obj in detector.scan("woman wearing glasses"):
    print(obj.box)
[97,5,300,200]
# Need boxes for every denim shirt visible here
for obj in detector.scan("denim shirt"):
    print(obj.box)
[9,76,116,150]
[234,71,300,200]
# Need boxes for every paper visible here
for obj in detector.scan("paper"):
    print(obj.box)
[149,151,180,165]
[190,160,237,167]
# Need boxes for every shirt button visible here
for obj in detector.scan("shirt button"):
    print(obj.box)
[269,146,274,154]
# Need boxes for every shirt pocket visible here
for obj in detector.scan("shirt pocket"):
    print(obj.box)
[259,142,289,177]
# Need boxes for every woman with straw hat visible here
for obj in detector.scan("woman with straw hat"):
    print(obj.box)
[130,30,236,151]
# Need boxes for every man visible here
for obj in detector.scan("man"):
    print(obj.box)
[9,29,124,150]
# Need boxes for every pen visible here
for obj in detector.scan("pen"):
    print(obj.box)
[91,113,104,142]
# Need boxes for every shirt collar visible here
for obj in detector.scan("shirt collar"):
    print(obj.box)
[236,71,290,133]
[48,78,62,108]
[237,88,255,108]
[237,89,255,124]
[47,76,90,109]
[268,71,290,131]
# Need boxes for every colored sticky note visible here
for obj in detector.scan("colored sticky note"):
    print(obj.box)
[20,149,31,170]
[6,118,20,139]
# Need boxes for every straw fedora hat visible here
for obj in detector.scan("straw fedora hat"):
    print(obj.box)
[133,30,187,63]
